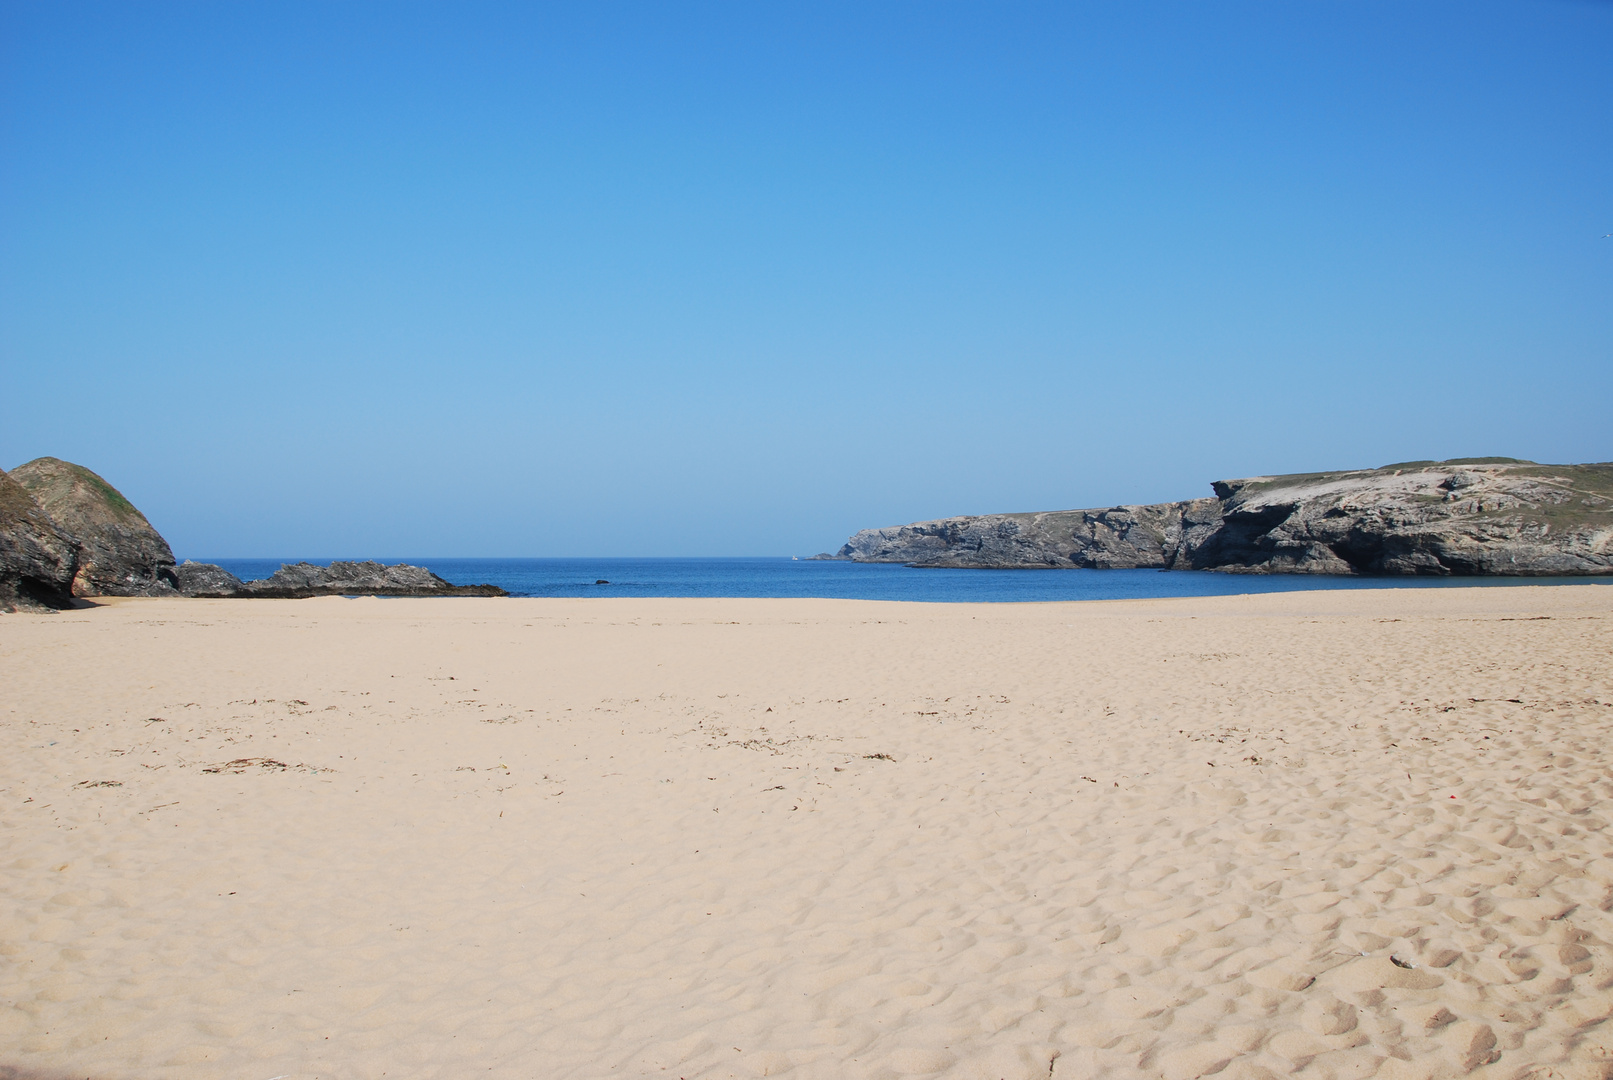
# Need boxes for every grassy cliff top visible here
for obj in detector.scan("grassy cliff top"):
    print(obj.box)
[0,468,51,522]
[1376,457,1537,469]
[9,457,144,524]
[1226,460,1613,530]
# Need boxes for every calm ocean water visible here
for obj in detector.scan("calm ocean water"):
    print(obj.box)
[191,557,1609,603]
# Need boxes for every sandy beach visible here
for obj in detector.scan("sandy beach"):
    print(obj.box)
[2,585,1611,1080]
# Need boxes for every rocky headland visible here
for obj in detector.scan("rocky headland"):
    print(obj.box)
[0,457,506,610]
[829,458,1613,575]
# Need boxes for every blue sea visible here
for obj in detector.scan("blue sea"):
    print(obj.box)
[189,557,1609,603]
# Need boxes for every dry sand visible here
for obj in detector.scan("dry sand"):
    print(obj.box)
[2,585,1611,1080]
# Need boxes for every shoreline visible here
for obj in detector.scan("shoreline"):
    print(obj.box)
[139,558,1613,608]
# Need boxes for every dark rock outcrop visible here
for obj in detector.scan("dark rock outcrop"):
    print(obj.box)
[2,457,510,602]
[0,468,78,611]
[231,560,507,598]
[835,460,1613,576]
[173,560,507,598]
[8,458,178,596]
[175,561,246,597]
[837,499,1223,570]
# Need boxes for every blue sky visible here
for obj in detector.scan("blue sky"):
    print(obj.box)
[2,2,1609,557]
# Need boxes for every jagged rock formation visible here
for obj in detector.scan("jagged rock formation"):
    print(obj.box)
[175,560,247,597]
[834,459,1613,576]
[0,468,78,611]
[182,560,508,598]
[833,499,1221,570]
[8,458,178,596]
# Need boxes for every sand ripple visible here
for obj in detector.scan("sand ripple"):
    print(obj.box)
[1,587,1610,1079]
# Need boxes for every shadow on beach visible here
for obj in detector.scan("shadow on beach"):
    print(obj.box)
[1,1066,111,1080]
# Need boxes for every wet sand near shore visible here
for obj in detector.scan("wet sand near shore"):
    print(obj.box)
[2,586,1611,1080]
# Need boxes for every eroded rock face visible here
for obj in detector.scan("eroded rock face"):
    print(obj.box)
[836,460,1613,576]
[175,561,246,597]
[235,560,507,598]
[1198,462,1613,575]
[0,468,78,611]
[8,458,178,596]
[837,500,1222,569]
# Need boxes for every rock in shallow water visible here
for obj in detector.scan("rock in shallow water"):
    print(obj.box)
[234,560,507,598]
[173,559,506,598]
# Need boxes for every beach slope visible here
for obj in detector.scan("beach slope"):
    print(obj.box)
[2,588,1611,1079]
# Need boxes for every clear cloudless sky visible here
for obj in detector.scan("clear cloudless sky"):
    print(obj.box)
[2,1,1610,557]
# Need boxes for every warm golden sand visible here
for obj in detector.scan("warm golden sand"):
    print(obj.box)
[2,586,1611,1080]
